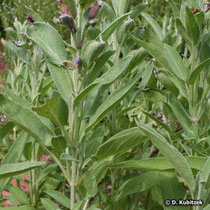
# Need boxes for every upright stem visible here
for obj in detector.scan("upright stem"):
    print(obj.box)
[30,140,37,207]
[71,149,77,209]
[195,182,204,210]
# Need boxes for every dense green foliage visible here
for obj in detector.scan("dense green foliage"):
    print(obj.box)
[0,0,210,209]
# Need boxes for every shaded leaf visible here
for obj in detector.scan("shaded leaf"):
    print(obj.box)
[87,73,142,131]
[189,58,210,85]
[99,12,131,41]
[32,91,68,127]
[112,156,207,171]
[47,63,72,103]
[136,121,195,192]
[95,127,146,159]
[46,190,70,209]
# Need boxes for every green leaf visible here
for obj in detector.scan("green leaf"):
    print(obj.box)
[85,126,105,159]
[84,160,109,196]
[112,156,207,171]
[47,63,72,103]
[74,79,103,106]
[87,73,141,132]
[99,2,116,23]
[41,198,60,210]
[168,94,192,130]
[185,6,200,45]
[141,12,164,40]
[0,86,31,108]
[1,39,29,64]
[203,204,210,210]
[0,122,14,143]
[117,171,161,197]
[81,41,105,68]
[164,44,188,81]
[189,58,210,85]
[95,127,146,159]
[32,91,68,127]
[0,94,51,145]
[176,19,192,47]
[130,34,187,81]
[46,190,70,209]
[111,0,129,16]
[201,157,210,183]
[0,162,45,179]
[99,12,131,41]
[87,50,115,84]
[0,131,28,194]
[136,121,195,192]
[156,72,179,96]
[97,55,133,88]
[60,153,78,162]
[155,172,186,210]
[130,4,147,19]
[8,184,29,205]
[168,0,180,19]
[26,23,67,66]
[0,207,36,210]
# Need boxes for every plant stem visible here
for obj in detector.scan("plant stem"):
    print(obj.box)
[30,140,37,207]
[71,149,77,209]
[195,182,204,210]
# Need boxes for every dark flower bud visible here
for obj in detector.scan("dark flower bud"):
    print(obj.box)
[88,2,101,20]
[27,14,35,24]
[63,61,76,69]
[191,7,200,14]
[59,14,76,33]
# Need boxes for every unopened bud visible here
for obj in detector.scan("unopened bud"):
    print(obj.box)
[64,61,76,69]
[88,2,101,20]
[59,14,76,33]
[27,14,35,24]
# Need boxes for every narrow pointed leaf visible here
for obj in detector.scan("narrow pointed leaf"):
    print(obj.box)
[0,122,14,143]
[74,79,103,106]
[168,0,180,19]
[87,73,142,132]
[164,44,188,81]
[189,58,210,85]
[98,12,131,41]
[141,12,164,40]
[176,19,192,47]
[130,34,186,81]
[47,63,72,103]
[46,190,70,209]
[0,162,45,179]
[130,4,147,19]
[0,132,28,194]
[8,184,29,205]
[136,121,195,192]
[0,94,51,144]
[95,127,146,159]
[201,157,210,183]
[60,153,78,162]
[41,198,60,210]
[112,156,207,171]
[168,94,192,130]
[185,6,200,45]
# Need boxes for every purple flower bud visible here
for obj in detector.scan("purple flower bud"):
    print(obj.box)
[76,56,82,67]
